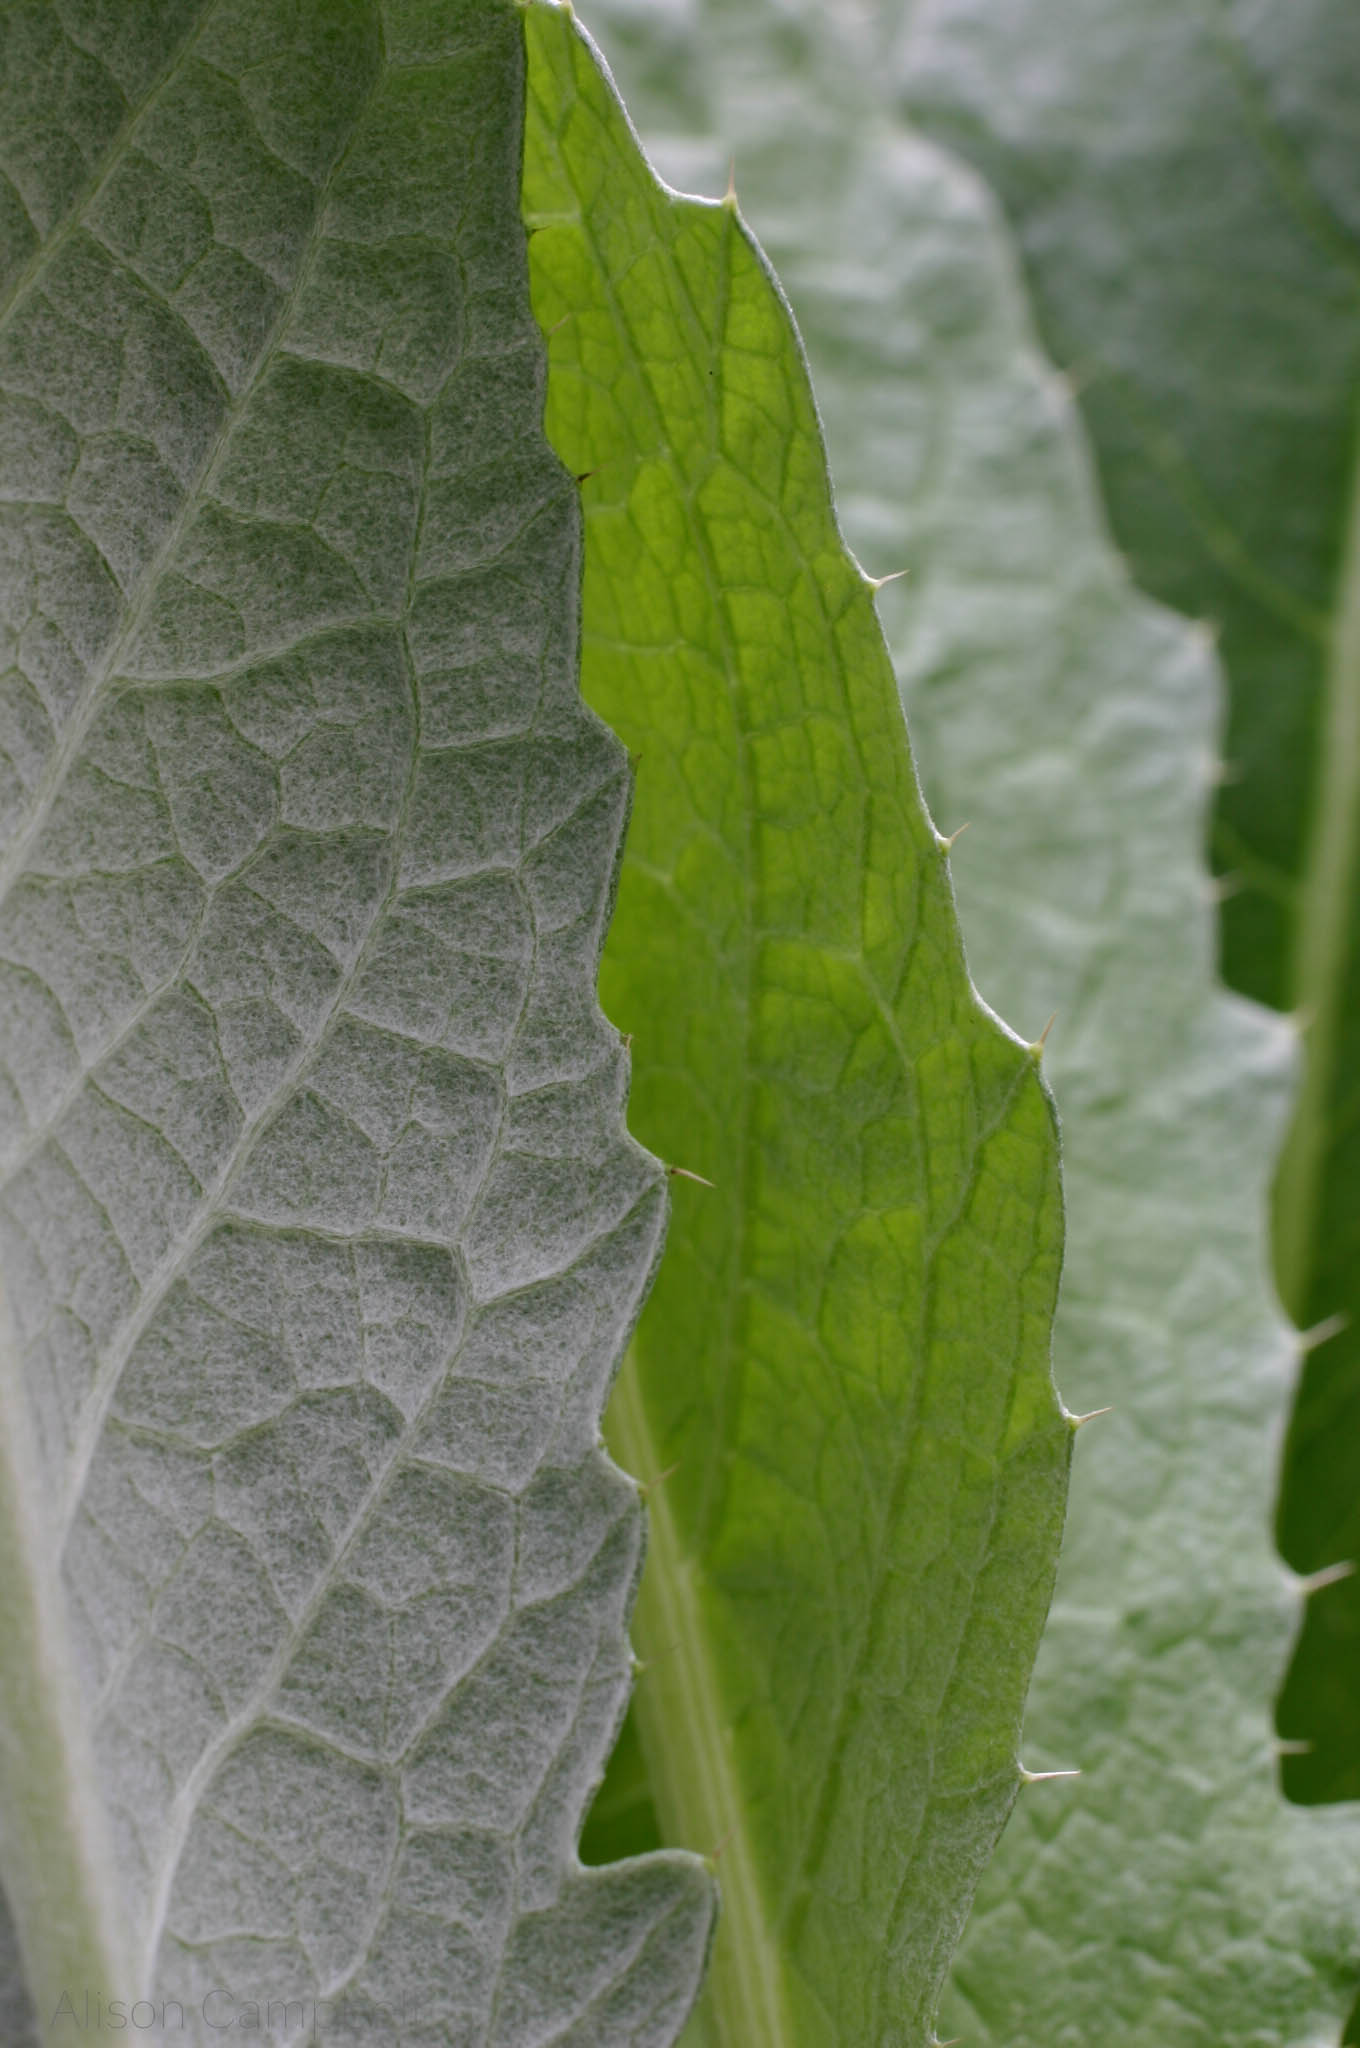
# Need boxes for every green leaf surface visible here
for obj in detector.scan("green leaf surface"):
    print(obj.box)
[894,0,1360,1806]
[571,0,1360,2038]
[523,9,1070,2045]
[0,2,712,2037]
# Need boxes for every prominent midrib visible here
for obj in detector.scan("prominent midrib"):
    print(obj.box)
[0,1328,127,2019]
[1273,412,1360,1320]
[608,1348,795,2048]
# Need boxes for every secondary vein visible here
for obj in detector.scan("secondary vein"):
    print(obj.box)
[609,1341,795,2048]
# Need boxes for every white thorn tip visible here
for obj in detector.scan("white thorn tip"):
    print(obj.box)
[1019,1765,1081,1784]
[1065,1404,1114,1430]
[939,821,970,851]
[866,566,910,591]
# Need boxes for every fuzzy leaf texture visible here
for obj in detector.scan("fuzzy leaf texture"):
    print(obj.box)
[894,0,1360,1815]
[523,9,1070,2046]
[0,3,715,2041]
[575,0,1360,2040]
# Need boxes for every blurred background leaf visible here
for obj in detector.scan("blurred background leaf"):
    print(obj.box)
[894,0,1360,1811]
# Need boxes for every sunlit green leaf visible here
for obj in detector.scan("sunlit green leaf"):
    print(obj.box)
[524,9,1069,2043]
[572,0,1360,2039]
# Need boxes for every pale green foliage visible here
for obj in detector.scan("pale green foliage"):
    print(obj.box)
[897,0,1360,1819]
[0,3,711,2038]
